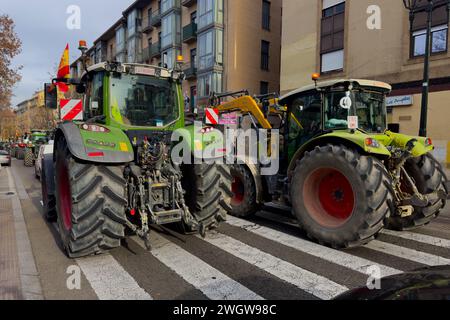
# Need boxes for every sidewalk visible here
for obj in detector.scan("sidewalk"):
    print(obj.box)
[0,167,21,299]
[0,166,43,300]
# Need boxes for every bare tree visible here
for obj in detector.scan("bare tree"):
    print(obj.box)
[0,14,22,110]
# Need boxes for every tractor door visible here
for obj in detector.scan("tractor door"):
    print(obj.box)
[286,91,323,161]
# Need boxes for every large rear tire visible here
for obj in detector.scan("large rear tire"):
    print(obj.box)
[291,145,394,248]
[181,163,231,232]
[229,164,259,217]
[16,149,24,160]
[55,137,127,258]
[387,154,448,230]
[24,148,34,167]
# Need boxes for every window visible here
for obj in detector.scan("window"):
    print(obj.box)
[161,13,181,49]
[162,48,180,69]
[262,0,271,30]
[127,10,137,37]
[289,92,322,146]
[198,30,214,69]
[190,48,197,68]
[191,11,197,24]
[320,0,345,73]
[413,25,448,56]
[161,0,180,15]
[260,81,269,95]
[261,40,270,70]
[410,0,449,57]
[116,27,125,53]
[198,72,222,97]
[127,37,136,62]
[198,0,223,29]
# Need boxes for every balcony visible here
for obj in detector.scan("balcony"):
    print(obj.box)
[182,0,197,7]
[183,22,197,43]
[149,42,161,58]
[142,20,153,33]
[183,63,197,80]
[150,10,161,27]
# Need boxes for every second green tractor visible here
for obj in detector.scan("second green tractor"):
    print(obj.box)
[212,79,448,249]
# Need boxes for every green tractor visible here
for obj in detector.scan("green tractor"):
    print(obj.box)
[41,46,231,258]
[24,130,49,167]
[219,78,448,248]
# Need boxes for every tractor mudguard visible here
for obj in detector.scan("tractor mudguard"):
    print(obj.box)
[177,124,226,162]
[384,131,434,157]
[288,130,392,173]
[42,153,55,197]
[55,122,134,164]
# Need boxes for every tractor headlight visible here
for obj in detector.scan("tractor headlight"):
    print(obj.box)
[81,124,110,133]
[365,138,381,148]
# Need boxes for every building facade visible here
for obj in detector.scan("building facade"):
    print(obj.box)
[71,0,282,111]
[14,91,58,136]
[281,0,450,164]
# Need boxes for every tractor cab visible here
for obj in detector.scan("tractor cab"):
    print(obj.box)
[279,79,392,162]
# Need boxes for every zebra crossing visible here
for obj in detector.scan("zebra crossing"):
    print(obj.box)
[66,214,450,301]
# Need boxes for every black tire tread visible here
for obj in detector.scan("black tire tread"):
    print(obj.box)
[291,145,394,249]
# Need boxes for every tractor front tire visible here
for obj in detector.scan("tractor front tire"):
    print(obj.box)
[41,160,57,222]
[387,154,448,230]
[291,145,394,249]
[229,164,260,218]
[55,137,127,258]
[181,163,231,233]
[24,148,34,167]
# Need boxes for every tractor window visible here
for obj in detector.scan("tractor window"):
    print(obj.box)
[110,74,179,127]
[324,91,350,129]
[85,72,104,118]
[288,92,322,147]
[354,91,387,133]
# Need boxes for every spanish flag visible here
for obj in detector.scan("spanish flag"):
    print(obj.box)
[57,44,70,93]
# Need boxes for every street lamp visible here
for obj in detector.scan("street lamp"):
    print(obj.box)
[403,0,434,137]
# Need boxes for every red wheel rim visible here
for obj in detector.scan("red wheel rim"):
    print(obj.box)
[303,168,355,228]
[231,176,245,206]
[58,160,72,230]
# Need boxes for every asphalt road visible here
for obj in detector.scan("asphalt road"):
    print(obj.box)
[4,158,450,300]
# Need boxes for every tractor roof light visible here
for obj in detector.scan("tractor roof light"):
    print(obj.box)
[78,40,88,52]
[312,73,320,81]
[425,137,433,146]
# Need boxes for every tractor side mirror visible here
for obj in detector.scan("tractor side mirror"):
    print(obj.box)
[44,83,58,110]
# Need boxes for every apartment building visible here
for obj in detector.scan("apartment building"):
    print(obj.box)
[281,0,450,151]
[70,0,282,111]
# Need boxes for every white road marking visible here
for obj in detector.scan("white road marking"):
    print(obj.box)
[365,240,450,266]
[226,216,401,277]
[76,254,152,300]
[132,235,263,300]
[381,229,450,249]
[201,231,348,300]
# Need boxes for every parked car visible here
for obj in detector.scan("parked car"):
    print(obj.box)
[0,150,12,167]
[35,140,54,180]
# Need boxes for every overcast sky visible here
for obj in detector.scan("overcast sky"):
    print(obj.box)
[1,0,133,107]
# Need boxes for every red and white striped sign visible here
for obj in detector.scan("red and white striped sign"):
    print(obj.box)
[60,99,83,121]
[205,108,219,125]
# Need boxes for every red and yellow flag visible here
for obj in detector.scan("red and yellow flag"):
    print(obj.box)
[56,44,70,93]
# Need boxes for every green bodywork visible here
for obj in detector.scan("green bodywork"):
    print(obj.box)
[59,66,223,161]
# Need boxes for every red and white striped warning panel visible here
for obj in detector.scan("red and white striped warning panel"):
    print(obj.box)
[205,108,219,125]
[60,99,83,121]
